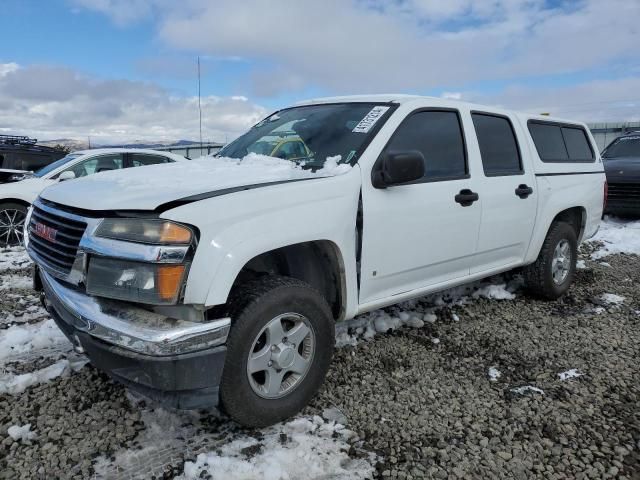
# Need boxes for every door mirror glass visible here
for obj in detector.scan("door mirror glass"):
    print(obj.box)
[58,170,76,182]
[373,151,425,188]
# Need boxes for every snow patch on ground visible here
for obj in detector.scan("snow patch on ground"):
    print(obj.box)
[511,385,545,396]
[335,276,520,346]
[0,247,31,272]
[0,274,32,291]
[558,369,583,381]
[0,319,69,363]
[590,218,640,259]
[488,367,502,382]
[0,358,87,394]
[95,397,373,480]
[472,284,515,300]
[7,424,36,442]
[600,293,625,305]
[576,260,586,269]
[179,416,374,480]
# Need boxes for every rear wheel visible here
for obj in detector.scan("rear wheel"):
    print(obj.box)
[0,202,28,247]
[220,275,334,427]
[524,221,577,299]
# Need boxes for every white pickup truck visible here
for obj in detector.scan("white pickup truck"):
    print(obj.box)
[26,95,605,427]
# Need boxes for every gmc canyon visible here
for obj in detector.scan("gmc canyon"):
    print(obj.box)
[26,95,605,426]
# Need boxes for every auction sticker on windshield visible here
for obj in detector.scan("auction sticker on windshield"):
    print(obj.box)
[352,106,390,133]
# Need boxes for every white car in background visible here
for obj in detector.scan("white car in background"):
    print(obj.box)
[0,148,186,246]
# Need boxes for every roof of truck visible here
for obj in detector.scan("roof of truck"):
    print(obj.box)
[297,94,587,127]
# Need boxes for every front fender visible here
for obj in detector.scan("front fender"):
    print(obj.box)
[162,168,362,318]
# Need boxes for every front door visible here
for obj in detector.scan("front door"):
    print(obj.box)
[359,109,482,305]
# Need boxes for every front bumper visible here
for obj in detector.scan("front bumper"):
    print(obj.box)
[605,199,640,217]
[39,269,229,409]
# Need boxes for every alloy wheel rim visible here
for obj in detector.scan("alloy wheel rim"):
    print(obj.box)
[551,239,571,285]
[246,312,315,399]
[0,209,26,246]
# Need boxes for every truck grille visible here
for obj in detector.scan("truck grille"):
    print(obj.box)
[28,204,87,273]
[607,183,640,199]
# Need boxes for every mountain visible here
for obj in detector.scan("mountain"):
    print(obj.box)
[38,138,90,151]
[37,139,216,152]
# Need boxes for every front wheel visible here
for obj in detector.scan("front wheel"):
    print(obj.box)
[0,202,28,247]
[220,275,334,427]
[524,221,578,299]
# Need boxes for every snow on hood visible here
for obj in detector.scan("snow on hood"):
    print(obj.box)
[39,154,351,211]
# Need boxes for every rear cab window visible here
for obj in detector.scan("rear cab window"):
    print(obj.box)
[528,120,594,163]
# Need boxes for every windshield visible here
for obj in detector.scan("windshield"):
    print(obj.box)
[34,153,83,177]
[603,135,640,159]
[217,103,395,167]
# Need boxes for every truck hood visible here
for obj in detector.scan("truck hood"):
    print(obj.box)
[39,154,350,211]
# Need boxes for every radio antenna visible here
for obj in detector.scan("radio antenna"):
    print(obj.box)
[198,56,203,155]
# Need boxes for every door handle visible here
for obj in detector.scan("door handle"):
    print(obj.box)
[454,189,479,207]
[515,184,533,199]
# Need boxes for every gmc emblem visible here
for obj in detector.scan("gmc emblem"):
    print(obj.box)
[33,222,58,242]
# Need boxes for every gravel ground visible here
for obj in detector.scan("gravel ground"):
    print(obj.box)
[1,241,639,479]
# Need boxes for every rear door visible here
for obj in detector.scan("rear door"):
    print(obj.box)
[359,108,482,304]
[469,111,537,273]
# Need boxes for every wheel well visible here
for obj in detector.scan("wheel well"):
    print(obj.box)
[0,198,30,208]
[551,207,586,241]
[227,241,346,320]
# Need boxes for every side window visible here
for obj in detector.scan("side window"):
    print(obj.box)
[130,153,173,167]
[63,154,124,178]
[528,121,594,163]
[561,127,593,161]
[384,110,467,182]
[472,113,522,176]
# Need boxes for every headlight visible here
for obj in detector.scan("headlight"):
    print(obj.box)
[86,257,187,305]
[95,219,193,244]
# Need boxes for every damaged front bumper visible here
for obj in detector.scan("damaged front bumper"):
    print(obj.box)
[39,268,230,409]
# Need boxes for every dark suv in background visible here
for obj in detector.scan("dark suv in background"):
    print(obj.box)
[602,132,640,217]
[0,135,66,183]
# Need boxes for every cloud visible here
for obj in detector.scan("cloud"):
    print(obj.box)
[149,0,639,95]
[0,63,19,77]
[0,63,267,144]
[467,77,640,123]
[70,0,640,121]
[70,0,159,26]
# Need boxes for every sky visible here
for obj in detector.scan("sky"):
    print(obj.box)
[1,0,639,145]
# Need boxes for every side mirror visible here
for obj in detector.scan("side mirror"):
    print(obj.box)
[58,170,76,182]
[372,151,425,188]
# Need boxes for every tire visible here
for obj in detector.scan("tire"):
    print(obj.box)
[524,221,578,300]
[0,202,28,247]
[220,275,334,427]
